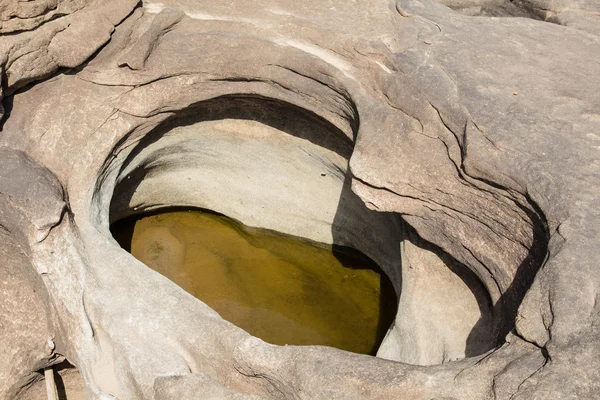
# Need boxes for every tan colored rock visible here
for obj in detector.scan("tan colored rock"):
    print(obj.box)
[0,0,599,398]
[0,0,139,93]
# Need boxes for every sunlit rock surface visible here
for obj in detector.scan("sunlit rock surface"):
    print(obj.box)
[0,0,599,398]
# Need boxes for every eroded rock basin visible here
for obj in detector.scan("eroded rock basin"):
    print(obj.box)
[112,210,397,355]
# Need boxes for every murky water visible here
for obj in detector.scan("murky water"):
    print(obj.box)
[111,210,397,355]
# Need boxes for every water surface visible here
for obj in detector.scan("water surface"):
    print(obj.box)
[112,210,396,355]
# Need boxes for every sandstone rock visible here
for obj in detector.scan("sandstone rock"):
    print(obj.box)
[0,0,598,398]
[0,0,138,94]
[436,0,600,35]
[0,149,64,399]
[0,0,88,34]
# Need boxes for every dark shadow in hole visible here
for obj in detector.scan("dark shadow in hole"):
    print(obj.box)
[32,360,80,400]
[331,244,399,356]
[54,360,78,400]
[0,78,14,131]
[374,267,399,355]
[110,215,136,252]
[330,172,402,356]
[54,372,68,400]
[490,196,550,343]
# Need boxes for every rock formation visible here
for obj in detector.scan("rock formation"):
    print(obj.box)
[0,0,598,398]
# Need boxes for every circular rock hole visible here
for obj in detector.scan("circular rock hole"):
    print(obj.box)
[106,96,402,356]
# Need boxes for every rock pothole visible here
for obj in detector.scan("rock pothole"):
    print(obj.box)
[103,96,498,364]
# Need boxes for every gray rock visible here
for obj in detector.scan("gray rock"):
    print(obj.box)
[436,0,600,35]
[0,0,89,34]
[0,149,63,399]
[0,0,598,398]
[0,0,139,94]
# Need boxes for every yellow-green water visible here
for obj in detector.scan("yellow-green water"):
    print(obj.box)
[111,210,397,355]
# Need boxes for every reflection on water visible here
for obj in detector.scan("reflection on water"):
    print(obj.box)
[111,210,397,355]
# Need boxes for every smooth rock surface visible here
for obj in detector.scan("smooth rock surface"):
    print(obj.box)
[0,0,598,398]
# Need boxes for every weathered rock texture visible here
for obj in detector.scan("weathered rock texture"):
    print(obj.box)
[0,0,138,99]
[437,0,600,35]
[0,0,599,399]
